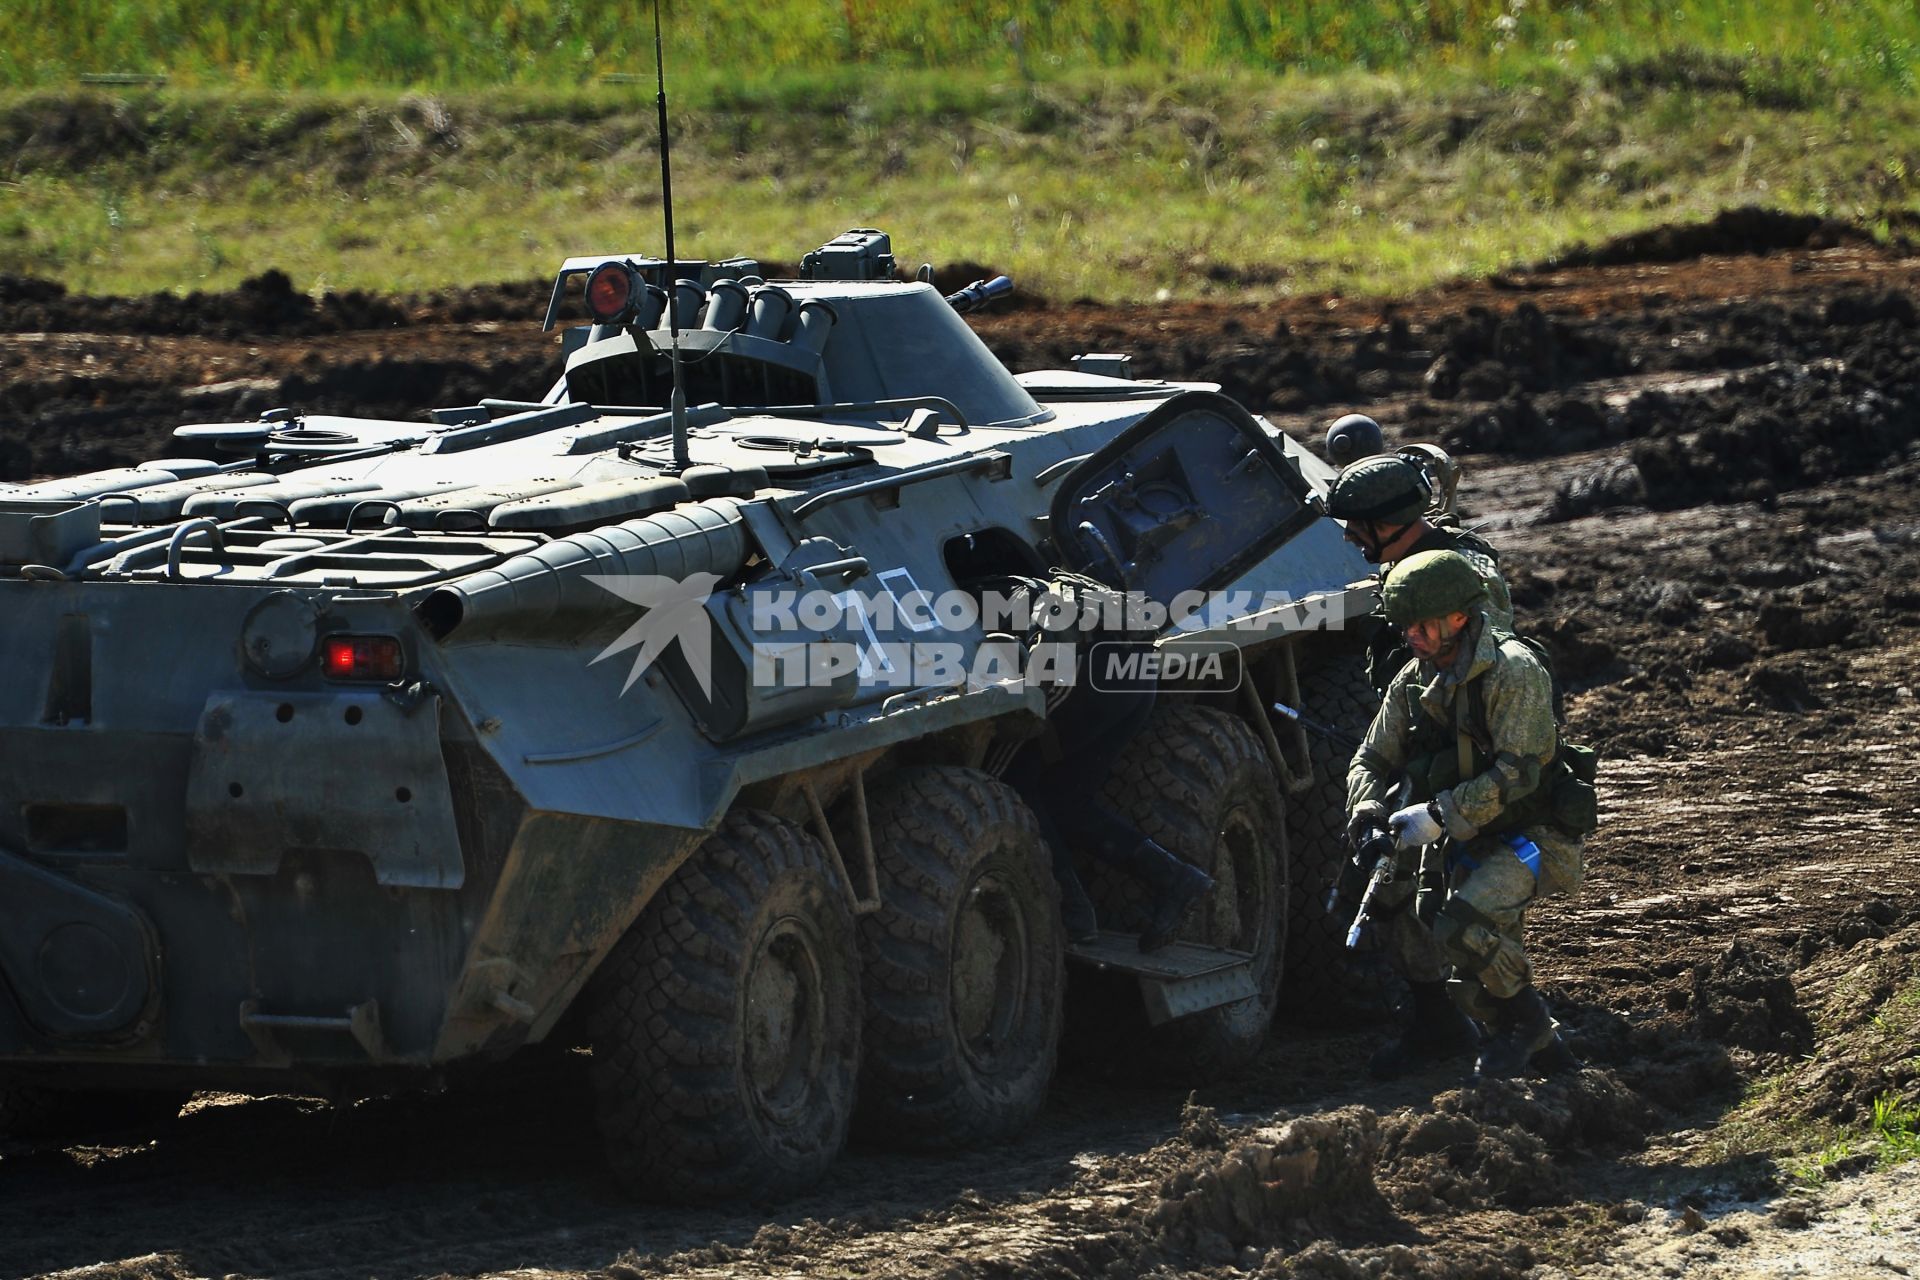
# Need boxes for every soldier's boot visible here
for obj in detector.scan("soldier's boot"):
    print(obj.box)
[1367,979,1482,1080]
[1123,839,1216,953]
[1051,845,1100,944]
[1475,986,1555,1079]
[1529,1030,1583,1076]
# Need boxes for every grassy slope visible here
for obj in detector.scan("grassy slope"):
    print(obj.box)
[6,2,1917,92]
[1,60,1917,301]
[4,1,1918,301]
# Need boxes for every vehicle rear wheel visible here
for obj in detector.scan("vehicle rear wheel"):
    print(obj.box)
[846,766,1063,1148]
[1082,703,1289,1078]
[1280,650,1400,1021]
[584,810,860,1201]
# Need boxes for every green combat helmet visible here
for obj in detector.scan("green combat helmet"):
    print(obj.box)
[1324,454,1430,524]
[1381,548,1488,626]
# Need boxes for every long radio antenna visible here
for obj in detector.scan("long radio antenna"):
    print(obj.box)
[653,0,691,473]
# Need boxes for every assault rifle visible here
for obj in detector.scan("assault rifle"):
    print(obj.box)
[1271,700,1409,950]
[1344,821,1401,949]
[1269,699,1362,755]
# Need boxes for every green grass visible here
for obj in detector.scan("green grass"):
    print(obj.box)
[1780,1095,1920,1186]
[1716,973,1920,1186]
[3,60,1919,302]
[2,4,1919,300]
[1872,1093,1920,1169]
[1,2,1916,93]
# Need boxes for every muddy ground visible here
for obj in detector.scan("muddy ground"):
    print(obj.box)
[2,208,1919,1279]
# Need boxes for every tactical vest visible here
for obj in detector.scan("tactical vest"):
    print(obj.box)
[1402,662,1598,839]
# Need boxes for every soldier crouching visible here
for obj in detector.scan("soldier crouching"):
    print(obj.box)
[1344,550,1598,1079]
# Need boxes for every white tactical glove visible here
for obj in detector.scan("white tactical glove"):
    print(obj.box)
[1389,801,1445,850]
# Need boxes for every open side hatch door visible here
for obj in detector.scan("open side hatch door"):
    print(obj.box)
[1049,390,1318,601]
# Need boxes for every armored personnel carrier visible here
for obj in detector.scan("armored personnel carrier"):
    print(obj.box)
[0,229,1378,1199]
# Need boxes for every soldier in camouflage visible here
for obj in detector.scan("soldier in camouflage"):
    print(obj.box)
[1323,452,1513,695]
[1324,449,1524,1074]
[1346,550,1590,1079]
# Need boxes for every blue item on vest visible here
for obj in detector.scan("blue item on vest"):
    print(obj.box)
[1446,833,1542,880]
[1504,833,1542,879]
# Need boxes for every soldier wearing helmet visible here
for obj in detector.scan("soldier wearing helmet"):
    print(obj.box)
[1324,452,1514,695]
[1344,550,1593,1080]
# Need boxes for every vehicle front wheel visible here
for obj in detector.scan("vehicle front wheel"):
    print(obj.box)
[1083,703,1289,1078]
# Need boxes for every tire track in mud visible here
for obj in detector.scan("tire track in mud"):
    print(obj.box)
[0,1088,617,1279]
[0,1079,1223,1280]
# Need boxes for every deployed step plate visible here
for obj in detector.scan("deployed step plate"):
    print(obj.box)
[1066,932,1258,1026]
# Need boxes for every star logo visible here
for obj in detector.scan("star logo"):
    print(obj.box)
[585,572,724,695]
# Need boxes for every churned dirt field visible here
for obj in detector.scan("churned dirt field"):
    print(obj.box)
[2,207,1918,1278]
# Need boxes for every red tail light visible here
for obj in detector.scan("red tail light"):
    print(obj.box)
[585,262,635,323]
[321,635,403,682]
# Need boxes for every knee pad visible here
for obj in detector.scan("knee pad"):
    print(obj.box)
[1433,895,1502,973]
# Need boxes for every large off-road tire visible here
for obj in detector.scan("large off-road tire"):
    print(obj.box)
[1081,703,1289,1078]
[584,810,860,1202]
[847,766,1064,1149]
[1280,650,1400,1021]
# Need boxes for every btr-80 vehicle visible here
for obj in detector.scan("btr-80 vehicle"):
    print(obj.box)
[0,230,1381,1199]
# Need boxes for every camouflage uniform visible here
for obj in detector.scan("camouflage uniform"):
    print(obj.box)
[1347,606,1583,1024]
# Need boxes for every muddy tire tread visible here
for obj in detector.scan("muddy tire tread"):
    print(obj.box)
[852,766,1063,1149]
[1281,651,1397,1009]
[585,810,858,1202]
[1085,702,1289,1078]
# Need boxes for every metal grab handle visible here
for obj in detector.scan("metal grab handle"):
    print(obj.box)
[239,998,389,1063]
[345,500,401,534]
[794,556,870,585]
[434,509,488,532]
[1034,453,1091,486]
[234,497,296,530]
[165,519,224,580]
[735,395,969,430]
[791,451,1009,521]
[879,687,942,715]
